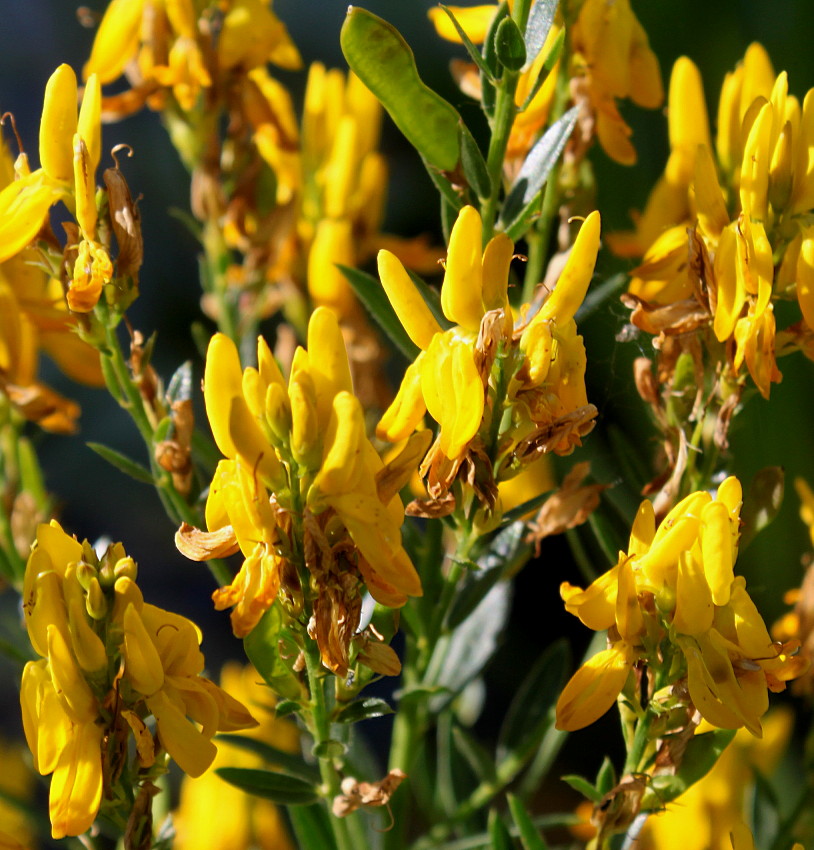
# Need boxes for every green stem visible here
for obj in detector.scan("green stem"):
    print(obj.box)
[521,161,561,304]
[482,71,519,241]
[303,639,359,850]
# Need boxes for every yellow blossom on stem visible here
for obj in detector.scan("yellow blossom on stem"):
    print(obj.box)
[176,307,422,673]
[19,521,255,840]
[555,478,807,735]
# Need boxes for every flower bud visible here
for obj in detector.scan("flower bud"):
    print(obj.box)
[68,598,108,674]
[75,561,98,591]
[114,556,138,582]
[85,577,108,620]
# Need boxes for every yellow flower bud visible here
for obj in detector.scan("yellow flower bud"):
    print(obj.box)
[376,359,427,444]
[306,306,354,423]
[77,73,101,174]
[39,64,77,183]
[67,598,107,674]
[441,205,484,333]
[85,577,108,620]
[312,391,366,497]
[739,100,772,220]
[769,120,794,211]
[377,249,442,351]
[265,380,292,445]
[113,556,138,581]
[73,135,96,237]
[701,500,736,606]
[289,368,321,470]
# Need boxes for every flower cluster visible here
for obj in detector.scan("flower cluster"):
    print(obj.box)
[376,205,600,513]
[555,478,807,735]
[176,306,423,674]
[618,44,814,401]
[20,521,255,839]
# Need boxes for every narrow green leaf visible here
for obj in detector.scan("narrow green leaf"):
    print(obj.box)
[153,416,173,444]
[338,263,420,361]
[215,734,319,784]
[215,767,319,805]
[497,639,568,765]
[560,774,603,804]
[507,793,550,850]
[522,0,558,71]
[481,3,509,116]
[341,7,461,171]
[495,17,526,71]
[17,437,48,507]
[334,697,394,724]
[488,809,514,850]
[288,803,339,850]
[440,5,494,79]
[501,107,578,239]
[452,724,498,784]
[650,729,736,803]
[459,123,492,202]
[86,442,154,485]
[595,756,616,796]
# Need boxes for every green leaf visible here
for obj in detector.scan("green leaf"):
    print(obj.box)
[447,523,528,630]
[507,793,550,850]
[488,809,514,850]
[215,767,319,806]
[740,467,784,549]
[500,107,578,239]
[86,442,154,485]
[427,582,511,712]
[494,17,526,71]
[750,769,780,848]
[338,264,420,361]
[481,3,509,116]
[243,603,304,702]
[334,697,394,724]
[214,734,319,784]
[497,639,568,765]
[649,729,735,803]
[522,0,558,71]
[406,269,451,331]
[595,756,616,796]
[459,122,492,202]
[275,699,301,718]
[452,724,498,784]
[153,416,173,443]
[17,437,48,507]
[440,5,494,79]
[288,804,339,850]
[341,7,461,172]
[561,774,603,804]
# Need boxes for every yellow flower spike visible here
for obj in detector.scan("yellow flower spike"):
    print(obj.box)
[82,0,144,83]
[145,689,217,778]
[441,205,485,333]
[628,498,656,557]
[39,64,78,183]
[122,603,165,697]
[713,224,744,341]
[700,500,736,606]
[555,643,636,731]
[377,250,442,351]
[77,73,101,174]
[376,359,427,443]
[420,333,483,459]
[306,306,354,422]
[204,333,244,459]
[560,563,621,631]
[665,57,711,187]
[740,100,773,219]
[73,135,96,237]
[533,211,601,326]
[796,225,814,329]
[67,598,107,675]
[694,143,729,240]
[307,218,356,317]
[48,719,104,839]
[0,172,66,264]
[673,551,714,635]
[46,624,98,722]
[312,391,367,497]
[615,558,643,641]
[481,233,513,313]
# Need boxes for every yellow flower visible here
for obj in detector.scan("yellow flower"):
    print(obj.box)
[618,44,814,399]
[173,663,298,850]
[376,205,599,502]
[177,307,422,671]
[556,479,806,734]
[20,521,256,839]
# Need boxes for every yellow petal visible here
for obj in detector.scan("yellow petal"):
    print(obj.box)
[428,5,496,44]
[0,172,65,264]
[313,391,367,496]
[83,0,144,83]
[666,57,710,187]
[47,625,98,722]
[628,498,655,557]
[307,218,356,317]
[797,225,814,328]
[441,205,485,332]
[77,74,102,174]
[560,563,620,631]
[306,306,353,423]
[713,223,744,341]
[739,100,773,220]
[673,550,714,635]
[700,500,736,606]
[147,689,217,777]
[123,603,165,696]
[204,333,243,459]
[378,249,443,351]
[377,359,427,443]
[39,64,78,183]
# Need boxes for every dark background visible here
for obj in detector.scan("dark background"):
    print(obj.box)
[2,0,814,817]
